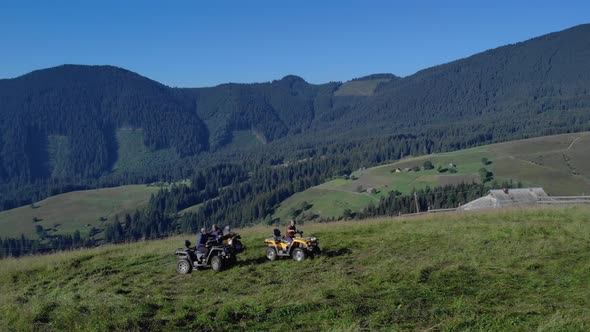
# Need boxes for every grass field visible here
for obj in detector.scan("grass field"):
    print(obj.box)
[47,135,71,178]
[274,132,590,221]
[334,79,391,96]
[1,206,589,331]
[272,188,379,221]
[112,128,179,174]
[221,130,265,150]
[490,132,590,195]
[0,185,162,238]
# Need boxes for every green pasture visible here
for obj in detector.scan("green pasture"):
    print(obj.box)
[0,185,161,238]
[1,206,589,331]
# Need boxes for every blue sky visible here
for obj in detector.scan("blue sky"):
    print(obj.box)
[1,1,589,87]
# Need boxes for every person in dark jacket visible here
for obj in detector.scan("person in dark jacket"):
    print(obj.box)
[196,228,210,258]
[210,224,223,241]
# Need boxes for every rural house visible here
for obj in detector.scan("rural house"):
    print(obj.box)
[458,188,549,211]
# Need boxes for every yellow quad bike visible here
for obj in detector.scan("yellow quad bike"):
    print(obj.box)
[264,229,320,262]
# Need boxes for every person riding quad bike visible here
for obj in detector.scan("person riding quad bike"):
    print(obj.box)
[210,224,223,240]
[264,222,320,262]
[196,227,210,257]
[175,227,244,273]
[285,219,297,243]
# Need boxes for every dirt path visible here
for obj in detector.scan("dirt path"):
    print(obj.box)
[567,134,587,151]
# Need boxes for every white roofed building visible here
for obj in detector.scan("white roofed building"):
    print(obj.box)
[458,188,549,211]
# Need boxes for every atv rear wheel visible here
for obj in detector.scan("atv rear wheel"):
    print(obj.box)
[176,260,192,274]
[266,247,277,261]
[211,255,224,272]
[292,248,306,262]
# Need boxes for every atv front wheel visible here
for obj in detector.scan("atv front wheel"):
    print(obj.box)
[292,248,306,262]
[176,260,192,274]
[211,255,224,272]
[266,247,277,261]
[228,256,237,265]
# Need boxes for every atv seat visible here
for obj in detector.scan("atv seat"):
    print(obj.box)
[271,228,284,242]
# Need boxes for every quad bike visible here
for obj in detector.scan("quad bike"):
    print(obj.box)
[264,229,320,262]
[175,232,244,273]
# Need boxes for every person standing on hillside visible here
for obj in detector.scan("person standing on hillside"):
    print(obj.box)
[285,219,297,243]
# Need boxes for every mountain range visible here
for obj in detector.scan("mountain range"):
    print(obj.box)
[1,23,590,209]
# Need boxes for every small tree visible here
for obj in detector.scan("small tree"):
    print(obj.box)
[289,207,302,218]
[35,225,46,240]
[300,201,312,211]
[342,209,355,220]
[73,230,81,246]
[423,160,434,170]
[479,167,493,182]
[481,157,489,165]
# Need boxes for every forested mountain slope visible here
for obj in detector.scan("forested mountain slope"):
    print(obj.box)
[1,24,590,210]
[0,65,209,181]
[315,24,590,143]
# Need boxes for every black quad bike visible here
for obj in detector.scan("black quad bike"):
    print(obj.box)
[175,232,244,273]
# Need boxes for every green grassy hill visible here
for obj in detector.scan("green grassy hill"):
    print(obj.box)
[273,132,590,221]
[1,206,589,331]
[0,185,162,238]
[0,127,184,239]
[334,78,391,96]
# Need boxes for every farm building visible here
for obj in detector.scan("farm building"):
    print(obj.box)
[458,188,549,211]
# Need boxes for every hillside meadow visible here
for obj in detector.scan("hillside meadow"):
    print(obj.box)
[272,132,590,221]
[0,184,162,238]
[1,206,589,331]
